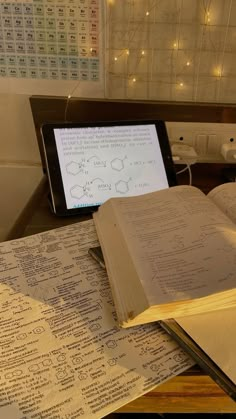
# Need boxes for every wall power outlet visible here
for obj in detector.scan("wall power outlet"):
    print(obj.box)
[166,122,236,163]
[171,143,198,164]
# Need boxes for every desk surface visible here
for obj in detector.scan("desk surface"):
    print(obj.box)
[15,168,236,414]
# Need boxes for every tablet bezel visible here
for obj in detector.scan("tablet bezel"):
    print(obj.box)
[41,120,177,216]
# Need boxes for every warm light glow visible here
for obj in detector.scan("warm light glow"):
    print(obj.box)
[214,67,223,78]
[90,48,93,52]
[107,0,115,4]
[105,0,232,103]
[68,94,71,99]
[206,11,211,23]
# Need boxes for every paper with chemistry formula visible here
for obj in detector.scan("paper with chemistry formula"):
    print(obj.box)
[0,220,193,418]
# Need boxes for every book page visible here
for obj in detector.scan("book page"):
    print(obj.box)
[0,220,193,418]
[208,183,236,224]
[110,185,236,305]
[176,308,236,384]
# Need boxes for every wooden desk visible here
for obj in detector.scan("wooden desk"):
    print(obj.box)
[117,375,236,413]
[15,169,236,414]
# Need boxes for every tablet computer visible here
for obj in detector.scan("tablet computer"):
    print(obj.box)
[41,120,177,216]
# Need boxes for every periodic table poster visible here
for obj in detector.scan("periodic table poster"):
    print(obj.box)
[0,0,104,96]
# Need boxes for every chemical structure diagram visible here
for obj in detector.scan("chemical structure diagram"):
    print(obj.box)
[70,177,108,200]
[115,177,131,194]
[67,155,131,200]
[110,156,127,171]
[66,155,127,176]
[66,159,85,175]
[70,177,132,199]
[70,183,91,200]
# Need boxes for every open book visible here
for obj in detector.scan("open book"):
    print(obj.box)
[93,182,236,328]
[159,182,236,401]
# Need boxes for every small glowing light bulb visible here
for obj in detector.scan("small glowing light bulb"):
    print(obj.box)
[126,49,129,55]
[141,50,145,55]
[179,82,183,87]
[146,11,149,16]
[132,77,136,82]
[214,67,223,78]
[68,94,71,99]
[186,61,190,66]
[173,42,177,49]
[114,56,118,61]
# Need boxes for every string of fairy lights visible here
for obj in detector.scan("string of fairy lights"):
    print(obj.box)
[106,0,233,102]
[65,0,234,113]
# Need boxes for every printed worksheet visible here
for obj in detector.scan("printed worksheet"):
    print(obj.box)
[0,220,194,418]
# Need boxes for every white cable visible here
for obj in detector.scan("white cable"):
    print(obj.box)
[176,163,193,185]
[176,166,189,175]
[187,164,192,185]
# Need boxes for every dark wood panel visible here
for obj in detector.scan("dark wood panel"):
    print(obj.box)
[30,96,236,125]
[175,162,235,194]
[30,96,236,169]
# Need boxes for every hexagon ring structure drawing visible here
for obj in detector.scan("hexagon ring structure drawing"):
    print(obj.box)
[66,161,82,175]
[70,184,86,199]
[111,158,124,171]
[115,180,129,194]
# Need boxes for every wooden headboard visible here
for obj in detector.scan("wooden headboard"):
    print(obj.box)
[30,95,236,169]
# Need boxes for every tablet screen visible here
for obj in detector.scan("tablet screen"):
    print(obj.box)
[54,124,168,209]
[42,121,177,215]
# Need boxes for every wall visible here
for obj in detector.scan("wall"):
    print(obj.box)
[106,1,236,104]
[0,94,43,240]
[0,94,41,164]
